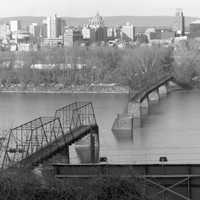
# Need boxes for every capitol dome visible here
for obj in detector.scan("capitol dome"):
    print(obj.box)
[89,12,104,28]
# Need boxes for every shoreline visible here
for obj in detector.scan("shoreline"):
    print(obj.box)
[0,88,129,95]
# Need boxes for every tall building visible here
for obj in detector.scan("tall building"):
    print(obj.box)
[173,8,185,36]
[107,27,115,40]
[64,28,82,47]
[88,12,107,43]
[0,23,11,40]
[190,20,200,38]
[121,22,135,42]
[29,23,40,37]
[46,14,65,38]
[41,20,48,38]
[82,26,91,40]
[10,20,21,33]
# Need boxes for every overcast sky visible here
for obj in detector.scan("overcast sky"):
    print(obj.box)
[1,0,200,18]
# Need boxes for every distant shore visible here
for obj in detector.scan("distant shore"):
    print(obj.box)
[0,85,129,95]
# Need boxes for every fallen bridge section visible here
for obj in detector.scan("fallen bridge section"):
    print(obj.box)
[1,102,99,169]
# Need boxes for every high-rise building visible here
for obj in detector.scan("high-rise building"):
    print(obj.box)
[190,20,200,38]
[88,12,107,43]
[107,27,115,40]
[10,20,21,33]
[173,8,185,36]
[64,28,82,47]
[41,20,48,38]
[0,23,11,40]
[121,22,135,42]
[91,27,107,43]
[82,26,91,40]
[29,23,40,37]
[46,14,65,38]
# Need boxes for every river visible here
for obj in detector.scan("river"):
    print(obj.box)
[1,90,200,164]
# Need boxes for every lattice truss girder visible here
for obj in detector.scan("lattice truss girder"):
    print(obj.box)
[1,102,97,169]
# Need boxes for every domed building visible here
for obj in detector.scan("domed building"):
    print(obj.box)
[89,12,105,29]
[83,12,107,44]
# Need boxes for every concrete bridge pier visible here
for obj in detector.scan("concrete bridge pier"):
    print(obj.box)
[141,97,149,115]
[156,88,160,100]
[90,132,96,163]
[128,101,141,128]
[148,91,160,103]
[165,82,170,95]
[64,145,70,164]
[75,127,100,163]
[128,101,141,119]
[158,85,168,97]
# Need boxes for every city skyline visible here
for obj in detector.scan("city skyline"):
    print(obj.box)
[0,0,200,18]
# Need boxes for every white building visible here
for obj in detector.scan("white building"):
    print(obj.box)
[82,26,91,39]
[10,20,21,33]
[0,24,11,40]
[46,14,64,38]
[173,8,185,36]
[29,23,40,37]
[121,22,135,41]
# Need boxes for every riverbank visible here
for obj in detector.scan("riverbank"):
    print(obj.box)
[0,85,129,94]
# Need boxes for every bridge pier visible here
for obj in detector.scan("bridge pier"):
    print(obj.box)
[158,85,168,97]
[65,145,70,164]
[90,126,99,163]
[141,97,149,115]
[148,91,160,103]
[128,102,141,128]
[165,82,170,95]
[128,102,141,119]
[156,88,160,100]
[75,126,100,164]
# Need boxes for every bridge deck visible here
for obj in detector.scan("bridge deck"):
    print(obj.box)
[131,75,173,103]
[18,124,98,168]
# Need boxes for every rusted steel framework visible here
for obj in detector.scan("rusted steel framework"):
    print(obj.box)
[1,102,98,169]
[54,102,97,134]
[2,117,64,169]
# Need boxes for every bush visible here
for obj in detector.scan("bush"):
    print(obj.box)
[0,170,148,200]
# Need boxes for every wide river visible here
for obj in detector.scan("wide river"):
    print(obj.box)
[1,90,200,164]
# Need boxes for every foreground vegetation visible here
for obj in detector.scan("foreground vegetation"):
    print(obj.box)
[0,169,149,200]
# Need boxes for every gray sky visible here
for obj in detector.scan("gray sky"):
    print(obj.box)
[1,0,200,17]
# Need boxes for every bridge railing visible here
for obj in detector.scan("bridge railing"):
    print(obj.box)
[1,116,64,169]
[70,102,97,132]
[55,102,97,134]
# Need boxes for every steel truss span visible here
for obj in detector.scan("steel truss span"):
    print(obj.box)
[0,102,99,169]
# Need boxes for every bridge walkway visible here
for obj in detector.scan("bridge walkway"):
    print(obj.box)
[130,74,174,103]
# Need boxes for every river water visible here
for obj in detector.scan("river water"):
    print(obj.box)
[1,90,200,164]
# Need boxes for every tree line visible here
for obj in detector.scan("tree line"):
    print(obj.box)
[0,43,193,91]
